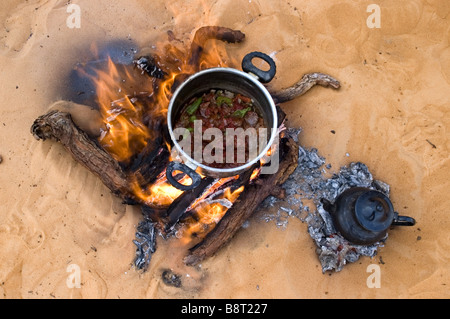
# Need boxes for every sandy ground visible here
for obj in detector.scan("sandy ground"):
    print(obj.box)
[0,0,449,299]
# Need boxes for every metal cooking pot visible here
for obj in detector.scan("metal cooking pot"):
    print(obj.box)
[166,51,278,191]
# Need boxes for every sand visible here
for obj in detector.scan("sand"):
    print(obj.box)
[0,0,449,299]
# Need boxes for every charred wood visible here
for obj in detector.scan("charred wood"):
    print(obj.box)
[127,118,170,188]
[31,110,136,202]
[185,137,299,265]
[30,110,165,207]
[165,177,218,233]
[270,72,340,104]
[134,56,166,79]
[189,26,246,69]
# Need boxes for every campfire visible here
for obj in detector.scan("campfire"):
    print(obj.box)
[31,26,340,270]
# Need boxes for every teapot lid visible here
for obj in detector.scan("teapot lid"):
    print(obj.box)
[354,190,394,232]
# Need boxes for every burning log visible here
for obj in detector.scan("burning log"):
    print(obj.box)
[31,107,297,269]
[127,117,170,189]
[188,26,246,69]
[164,177,218,232]
[184,136,299,266]
[31,110,133,200]
[164,161,261,233]
[128,142,170,191]
[30,110,166,206]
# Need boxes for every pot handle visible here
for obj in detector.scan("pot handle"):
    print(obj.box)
[392,212,416,226]
[166,161,202,191]
[242,51,276,83]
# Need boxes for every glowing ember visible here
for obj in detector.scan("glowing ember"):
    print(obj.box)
[250,167,261,181]
[177,186,245,244]
[186,176,238,211]
[132,170,191,207]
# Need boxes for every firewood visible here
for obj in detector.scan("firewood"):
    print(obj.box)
[47,100,106,138]
[188,26,246,69]
[184,137,299,265]
[164,160,261,233]
[127,117,170,188]
[164,177,218,232]
[31,110,152,206]
[269,72,341,104]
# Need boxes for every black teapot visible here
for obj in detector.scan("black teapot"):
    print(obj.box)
[322,187,416,245]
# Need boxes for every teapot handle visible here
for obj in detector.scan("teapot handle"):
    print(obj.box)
[392,212,416,226]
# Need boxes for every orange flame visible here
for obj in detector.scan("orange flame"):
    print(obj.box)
[80,30,252,245]
[178,186,245,245]
[132,170,191,207]
[78,55,155,163]
[150,33,236,112]
[250,167,261,181]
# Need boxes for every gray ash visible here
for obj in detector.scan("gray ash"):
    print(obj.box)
[133,216,157,271]
[258,128,390,272]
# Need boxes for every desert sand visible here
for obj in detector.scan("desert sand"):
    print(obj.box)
[0,0,449,299]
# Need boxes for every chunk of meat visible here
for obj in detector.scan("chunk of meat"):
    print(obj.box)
[244,111,259,127]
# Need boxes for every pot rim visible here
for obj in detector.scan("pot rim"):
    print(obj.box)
[167,67,279,175]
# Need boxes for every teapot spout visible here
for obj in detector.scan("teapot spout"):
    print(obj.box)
[392,212,416,226]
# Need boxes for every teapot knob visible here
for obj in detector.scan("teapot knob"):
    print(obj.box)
[354,190,394,233]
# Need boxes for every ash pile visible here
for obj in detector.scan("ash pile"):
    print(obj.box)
[260,128,390,272]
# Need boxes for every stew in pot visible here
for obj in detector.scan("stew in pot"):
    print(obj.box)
[174,89,267,168]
